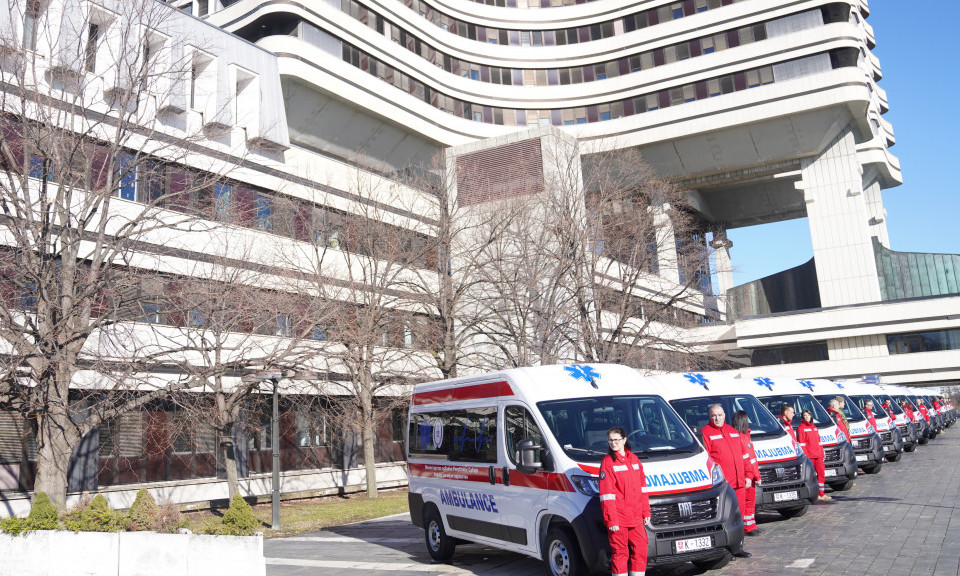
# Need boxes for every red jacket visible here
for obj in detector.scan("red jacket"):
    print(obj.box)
[918,403,930,422]
[780,415,798,443]
[797,421,824,460]
[903,404,916,422]
[599,449,650,529]
[864,407,877,431]
[827,407,850,440]
[738,429,760,481]
[702,423,747,489]
[882,402,896,420]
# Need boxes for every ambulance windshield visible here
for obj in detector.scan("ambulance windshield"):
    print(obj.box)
[850,395,886,420]
[872,394,904,415]
[757,394,833,428]
[669,395,785,440]
[814,394,866,422]
[537,395,700,463]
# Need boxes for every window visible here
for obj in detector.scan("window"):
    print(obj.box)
[255,194,272,232]
[138,301,163,324]
[408,408,497,462]
[23,0,41,51]
[85,23,100,73]
[19,282,37,311]
[403,326,414,348]
[214,182,232,221]
[311,325,326,340]
[276,314,292,337]
[504,406,546,468]
[116,153,137,200]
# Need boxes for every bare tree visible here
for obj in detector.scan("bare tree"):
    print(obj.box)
[289,166,437,497]
[0,0,245,505]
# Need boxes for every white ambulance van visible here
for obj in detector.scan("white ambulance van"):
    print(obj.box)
[868,384,918,452]
[407,364,745,576]
[808,379,885,474]
[841,381,905,462]
[751,377,858,492]
[652,372,818,518]
[887,385,932,444]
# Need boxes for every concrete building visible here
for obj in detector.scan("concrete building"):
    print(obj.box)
[0,0,957,513]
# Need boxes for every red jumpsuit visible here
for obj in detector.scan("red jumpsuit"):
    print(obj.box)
[599,449,651,576]
[780,415,798,444]
[738,429,760,533]
[918,403,930,423]
[702,422,748,528]
[797,421,825,496]
[827,407,850,441]
[864,407,877,432]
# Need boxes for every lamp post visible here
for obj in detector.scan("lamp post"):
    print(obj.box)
[270,376,281,531]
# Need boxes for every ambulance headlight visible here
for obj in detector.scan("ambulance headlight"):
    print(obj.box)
[572,475,599,496]
[711,465,724,486]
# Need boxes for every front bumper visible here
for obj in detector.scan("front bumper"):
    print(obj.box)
[756,456,818,509]
[823,441,857,484]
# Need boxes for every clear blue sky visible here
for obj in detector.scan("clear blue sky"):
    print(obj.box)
[726,1,960,285]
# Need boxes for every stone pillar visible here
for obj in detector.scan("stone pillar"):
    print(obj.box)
[710,232,734,298]
[653,203,680,284]
[797,128,881,307]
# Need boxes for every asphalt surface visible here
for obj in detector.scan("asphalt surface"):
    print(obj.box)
[265,425,960,576]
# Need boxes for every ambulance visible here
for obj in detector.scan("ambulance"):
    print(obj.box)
[809,380,885,474]
[840,381,904,463]
[750,377,858,492]
[868,384,919,453]
[887,385,932,444]
[652,372,818,518]
[406,364,745,576]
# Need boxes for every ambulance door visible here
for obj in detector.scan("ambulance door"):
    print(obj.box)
[499,403,551,555]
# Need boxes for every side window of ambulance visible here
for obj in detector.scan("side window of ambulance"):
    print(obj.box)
[504,405,545,467]
[408,408,497,463]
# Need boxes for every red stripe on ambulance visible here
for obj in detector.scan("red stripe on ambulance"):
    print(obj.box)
[412,381,515,405]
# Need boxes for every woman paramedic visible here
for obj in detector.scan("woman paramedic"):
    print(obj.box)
[732,411,761,536]
[797,409,831,501]
[599,426,652,576]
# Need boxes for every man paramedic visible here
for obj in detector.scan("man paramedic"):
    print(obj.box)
[779,405,798,443]
[826,399,850,441]
[701,404,752,559]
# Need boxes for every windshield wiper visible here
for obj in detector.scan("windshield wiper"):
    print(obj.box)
[562,445,606,456]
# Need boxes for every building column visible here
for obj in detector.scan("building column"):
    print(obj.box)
[797,127,881,308]
[710,232,734,298]
[653,203,680,284]
[862,179,889,247]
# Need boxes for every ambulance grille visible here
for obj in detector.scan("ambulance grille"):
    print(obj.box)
[759,465,801,485]
[650,498,717,526]
[880,431,892,442]
[823,446,840,464]
[853,438,871,450]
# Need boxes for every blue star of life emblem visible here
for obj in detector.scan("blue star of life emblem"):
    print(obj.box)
[565,364,600,382]
[754,377,774,391]
[683,373,709,390]
[835,382,845,390]
[799,380,815,391]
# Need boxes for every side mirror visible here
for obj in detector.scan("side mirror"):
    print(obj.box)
[517,438,543,474]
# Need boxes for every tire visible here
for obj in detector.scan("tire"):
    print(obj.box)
[886,452,902,463]
[424,508,456,562]
[864,461,882,475]
[904,444,916,452]
[542,526,585,576]
[918,436,929,445]
[693,551,732,571]
[828,479,854,491]
[778,504,809,519]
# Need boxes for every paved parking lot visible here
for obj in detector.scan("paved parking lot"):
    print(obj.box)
[266,427,960,576]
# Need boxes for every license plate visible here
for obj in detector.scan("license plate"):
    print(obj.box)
[773,491,798,502]
[855,454,868,462]
[824,468,838,477]
[674,536,712,553]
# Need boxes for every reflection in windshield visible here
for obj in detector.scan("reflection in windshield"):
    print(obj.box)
[537,396,700,463]
[815,394,866,421]
[873,394,904,415]
[669,395,785,439]
[758,394,833,428]
[850,395,887,421]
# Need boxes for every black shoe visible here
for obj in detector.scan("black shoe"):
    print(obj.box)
[746,528,760,536]
[734,551,752,558]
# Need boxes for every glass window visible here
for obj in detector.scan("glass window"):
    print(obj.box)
[408,408,497,463]
[504,405,546,467]
[758,394,833,427]
[255,194,272,232]
[671,394,786,440]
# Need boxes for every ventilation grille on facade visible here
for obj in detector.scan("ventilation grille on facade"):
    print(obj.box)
[456,139,544,205]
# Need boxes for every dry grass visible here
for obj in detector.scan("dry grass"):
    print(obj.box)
[182,488,410,538]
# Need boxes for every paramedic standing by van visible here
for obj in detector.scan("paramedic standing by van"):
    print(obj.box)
[599,426,652,576]
[732,411,761,536]
[701,405,752,558]
[779,405,799,443]
[797,409,830,501]
[827,399,850,440]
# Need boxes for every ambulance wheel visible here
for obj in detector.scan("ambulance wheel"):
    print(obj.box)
[918,437,928,445]
[693,551,731,570]
[904,444,916,452]
[864,461,882,475]
[542,526,585,576]
[885,452,902,463]
[778,504,808,519]
[828,479,854,492]
[424,508,456,562]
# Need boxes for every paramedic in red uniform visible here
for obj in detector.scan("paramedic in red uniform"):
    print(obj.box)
[599,426,652,576]
[779,405,799,443]
[732,411,761,536]
[701,404,752,558]
[881,399,896,420]
[826,399,850,440]
[918,399,931,424]
[797,409,830,501]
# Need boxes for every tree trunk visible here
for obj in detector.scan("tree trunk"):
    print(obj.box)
[362,394,378,498]
[222,439,239,499]
[34,411,78,509]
